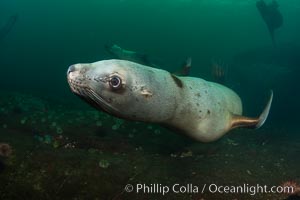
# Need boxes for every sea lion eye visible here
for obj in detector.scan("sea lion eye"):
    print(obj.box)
[109,75,122,89]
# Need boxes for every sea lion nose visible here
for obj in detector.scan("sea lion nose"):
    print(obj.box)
[67,65,76,75]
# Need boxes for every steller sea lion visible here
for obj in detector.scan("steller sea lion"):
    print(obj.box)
[256,0,283,46]
[67,59,273,142]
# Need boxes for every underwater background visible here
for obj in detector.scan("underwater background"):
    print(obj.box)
[0,0,299,199]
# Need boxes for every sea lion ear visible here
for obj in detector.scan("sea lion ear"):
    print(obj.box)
[140,87,153,98]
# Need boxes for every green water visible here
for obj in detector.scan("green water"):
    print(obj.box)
[0,0,299,199]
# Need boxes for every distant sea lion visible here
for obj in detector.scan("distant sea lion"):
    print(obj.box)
[105,44,191,76]
[105,44,154,67]
[256,0,283,46]
[67,59,273,142]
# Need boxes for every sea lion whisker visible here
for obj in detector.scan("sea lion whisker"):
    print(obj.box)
[86,88,118,113]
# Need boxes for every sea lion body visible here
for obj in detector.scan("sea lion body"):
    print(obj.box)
[256,0,283,46]
[67,59,272,142]
[166,77,242,142]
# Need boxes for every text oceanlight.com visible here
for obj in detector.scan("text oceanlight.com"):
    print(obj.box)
[124,183,295,196]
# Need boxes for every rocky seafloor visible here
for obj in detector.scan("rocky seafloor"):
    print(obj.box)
[0,92,299,200]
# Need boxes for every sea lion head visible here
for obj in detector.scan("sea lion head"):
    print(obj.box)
[67,59,174,122]
[67,60,137,117]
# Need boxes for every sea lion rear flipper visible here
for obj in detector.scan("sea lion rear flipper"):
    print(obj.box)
[231,90,273,129]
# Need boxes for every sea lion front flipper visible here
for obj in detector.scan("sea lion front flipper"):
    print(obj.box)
[230,90,273,129]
